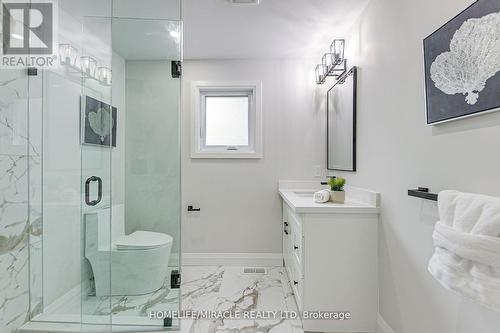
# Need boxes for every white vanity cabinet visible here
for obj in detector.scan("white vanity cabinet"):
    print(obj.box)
[280,182,379,333]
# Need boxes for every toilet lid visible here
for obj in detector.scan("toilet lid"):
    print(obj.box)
[114,231,173,250]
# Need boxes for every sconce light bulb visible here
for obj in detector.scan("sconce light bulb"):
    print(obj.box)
[170,30,180,40]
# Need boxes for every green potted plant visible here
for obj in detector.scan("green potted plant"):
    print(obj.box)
[327,177,346,203]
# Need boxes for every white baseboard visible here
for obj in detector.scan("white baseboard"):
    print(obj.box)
[182,253,283,267]
[377,314,396,333]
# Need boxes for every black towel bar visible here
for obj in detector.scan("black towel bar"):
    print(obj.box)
[408,187,438,201]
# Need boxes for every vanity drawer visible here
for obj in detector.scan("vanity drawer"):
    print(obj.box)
[283,202,304,309]
[291,228,302,264]
[288,214,303,266]
[289,256,303,310]
[283,224,291,267]
[283,223,291,266]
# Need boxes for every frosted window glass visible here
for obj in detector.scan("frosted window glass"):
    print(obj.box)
[205,96,249,146]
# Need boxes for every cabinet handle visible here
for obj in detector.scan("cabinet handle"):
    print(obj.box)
[294,245,299,250]
[284,230,289,235]
[284,222,289,226]
[293,280,298,285]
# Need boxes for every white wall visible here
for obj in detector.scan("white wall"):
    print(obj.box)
[112,0,180,20]
[182,59,324,255]
[327,0,500,332]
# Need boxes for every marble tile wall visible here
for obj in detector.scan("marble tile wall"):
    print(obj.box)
[0,70,42,333]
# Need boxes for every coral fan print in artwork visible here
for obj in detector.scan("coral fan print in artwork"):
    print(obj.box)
[424,0,500,124]
[430,12,500,105]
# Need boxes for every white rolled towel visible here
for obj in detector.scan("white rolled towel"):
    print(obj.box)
[314,190,330,203]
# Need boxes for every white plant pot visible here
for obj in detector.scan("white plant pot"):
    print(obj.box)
[330,190,345,203]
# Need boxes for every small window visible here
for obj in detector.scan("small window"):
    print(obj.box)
[205,96,249,146]
[191,81,262,158]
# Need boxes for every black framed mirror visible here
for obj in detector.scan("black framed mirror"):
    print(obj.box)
[327,66,357,171]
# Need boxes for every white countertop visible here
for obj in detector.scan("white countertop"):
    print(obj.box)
[279,181,380,214]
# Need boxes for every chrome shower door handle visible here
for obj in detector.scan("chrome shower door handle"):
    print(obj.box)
[85,176,103,206]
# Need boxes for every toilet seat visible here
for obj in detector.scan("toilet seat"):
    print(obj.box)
[113,231,173,251]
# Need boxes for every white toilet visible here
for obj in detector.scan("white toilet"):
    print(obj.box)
[84,205,173,296]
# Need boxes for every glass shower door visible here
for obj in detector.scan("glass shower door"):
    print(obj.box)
[107,17,182,330]
[79,14,182,331]
[81,16,182,331]
[80,16,113,332]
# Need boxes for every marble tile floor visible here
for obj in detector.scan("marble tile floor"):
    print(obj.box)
[180,266,303,333]
[36,266,303,333]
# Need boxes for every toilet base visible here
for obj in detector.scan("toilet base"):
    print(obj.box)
[87,243,172,297]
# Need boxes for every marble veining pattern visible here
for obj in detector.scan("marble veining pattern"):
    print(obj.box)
[180,266,303,333]
[85,282,180,318]
[40,266,303,333]
[0,72,34,333]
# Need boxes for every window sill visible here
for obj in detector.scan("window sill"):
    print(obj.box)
[190,150,263,159]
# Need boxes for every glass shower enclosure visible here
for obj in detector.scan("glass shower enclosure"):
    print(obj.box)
[22,0,182,331]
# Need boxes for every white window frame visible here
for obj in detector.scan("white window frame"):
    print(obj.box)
[191,81,263,159]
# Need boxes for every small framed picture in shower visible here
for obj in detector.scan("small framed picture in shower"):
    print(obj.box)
[81,96,117,147]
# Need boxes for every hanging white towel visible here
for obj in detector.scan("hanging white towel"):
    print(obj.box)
[428,190,500,313]
[314,190,330,203]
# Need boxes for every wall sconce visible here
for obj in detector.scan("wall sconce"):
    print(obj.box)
[331,39,345,62]
[315,38,347,85]
[58,43,114,86]
[316,64,327,84]
[97,67,112,86]
[59,44,78,67]
[322,53,336,72]
[81,56,97,78]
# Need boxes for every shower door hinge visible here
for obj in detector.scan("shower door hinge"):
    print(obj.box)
[27,67,38,76]
[171,61,182,78]
[171,270,181,289]
[163,317,172,327]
